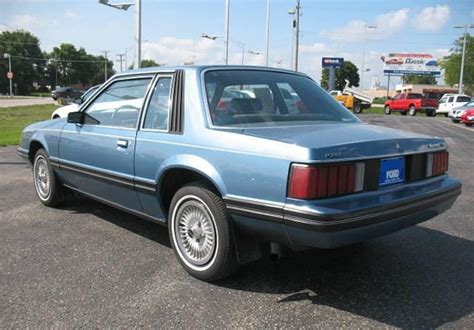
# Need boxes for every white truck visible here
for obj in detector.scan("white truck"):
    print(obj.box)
[329,80,374,113]
[436,94,472,116]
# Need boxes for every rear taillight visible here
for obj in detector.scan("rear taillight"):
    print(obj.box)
[426,151,449,177]
[288,162,365,200]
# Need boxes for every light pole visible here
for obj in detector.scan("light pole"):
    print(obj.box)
[224,0,230,64]
[288,0,301,71]
[454,24,474,94]
[102,50,110,81]
[3,53,12,97]
[201,33,245,65]
[264,0,271,66]
[98,0,141,69]
[361,24,377,91]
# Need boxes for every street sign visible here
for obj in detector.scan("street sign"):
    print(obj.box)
[322,57,344,68]
[7,71,13,79]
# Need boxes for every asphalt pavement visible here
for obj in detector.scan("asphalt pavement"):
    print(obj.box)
[1,115,473,328]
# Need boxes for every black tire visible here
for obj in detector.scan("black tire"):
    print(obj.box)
[444,113,448,117]
[384,105,391,115]
[168,182,238,281]
[452,118,459,123]
[466,123,473,127]
[409,105,416,116]
[426,109,435,117]
[401,111,407,116]
[33,149,64,207]
[353,102,362,114]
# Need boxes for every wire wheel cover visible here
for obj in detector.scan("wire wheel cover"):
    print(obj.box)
[175,199,216,266]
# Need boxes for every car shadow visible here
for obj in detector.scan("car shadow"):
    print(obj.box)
[219,226,474,328]
[58,195,473,328]
[59,193,171,248]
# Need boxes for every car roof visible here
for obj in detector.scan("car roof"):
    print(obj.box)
[113,65,310,79]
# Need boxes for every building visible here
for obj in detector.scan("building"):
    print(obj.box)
[395,84,458,99]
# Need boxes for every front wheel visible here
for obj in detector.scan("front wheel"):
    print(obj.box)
[466,123,473,127]
[401,111,407,116]
[409,106,416,116]
[384,105,391,115]
[169,182,238,281]
[33,149,64,207]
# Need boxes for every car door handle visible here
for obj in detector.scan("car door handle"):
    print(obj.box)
[116,139,129,148]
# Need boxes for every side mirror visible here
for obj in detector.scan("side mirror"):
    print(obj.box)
[73,97,83,105]
[67,111,84,124]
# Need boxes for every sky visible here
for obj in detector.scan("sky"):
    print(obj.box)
[1,0,473,89]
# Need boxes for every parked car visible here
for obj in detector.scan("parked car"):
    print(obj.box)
[448,101,474,123]
[460,108,474,126]
[17,66,461,281]
[384,93,439,116]
[51,85,101,119]
[51,87,83,101]
[437,94,472,116]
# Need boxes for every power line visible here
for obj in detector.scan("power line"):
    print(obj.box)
[6,54,107,63]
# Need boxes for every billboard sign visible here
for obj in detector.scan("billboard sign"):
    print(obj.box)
[322,57,344,68]
[382,53,441,76]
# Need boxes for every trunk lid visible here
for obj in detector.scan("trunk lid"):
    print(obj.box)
[242,122,444,161]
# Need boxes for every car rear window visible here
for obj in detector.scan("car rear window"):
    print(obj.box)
[457,96,471,103]
[204,70,359,127]
[407,93,423,99]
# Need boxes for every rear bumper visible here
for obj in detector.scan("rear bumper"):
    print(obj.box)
[225,176,461,249]
[283,182,460,248]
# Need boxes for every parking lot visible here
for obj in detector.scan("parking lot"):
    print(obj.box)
[1,115,473,328]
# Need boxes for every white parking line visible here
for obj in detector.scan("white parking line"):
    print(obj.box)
[435,118,474,132]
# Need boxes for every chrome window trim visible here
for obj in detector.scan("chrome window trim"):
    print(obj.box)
[78,74,156,130]
[139,73,174,133]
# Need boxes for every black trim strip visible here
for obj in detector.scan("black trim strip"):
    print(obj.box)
[224,197,284,223]
[57,160,158,194]
[224,183,461,232]
[16,148,28,159]
[170,70,184,134]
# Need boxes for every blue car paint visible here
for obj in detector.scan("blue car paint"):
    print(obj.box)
[19,65,461,249]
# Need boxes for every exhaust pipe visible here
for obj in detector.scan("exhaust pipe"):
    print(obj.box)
[269,242,282,262]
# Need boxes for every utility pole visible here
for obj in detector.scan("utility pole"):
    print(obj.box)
[3,53,13,97]
[124,48,128,70]
[116,54,125,72]
[102,50,110,81]
[224,0,230,64]
[454,24,474,94]
[289,0,301,71]
[361,24,377,91]
[264,0,271,67]
[135,0,142,68]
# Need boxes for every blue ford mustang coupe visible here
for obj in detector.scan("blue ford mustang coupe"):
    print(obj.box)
[18,66,461,281]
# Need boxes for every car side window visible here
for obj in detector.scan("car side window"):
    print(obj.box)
[84,78,152,129]
[143,77,172,130]
[448,96,454,103]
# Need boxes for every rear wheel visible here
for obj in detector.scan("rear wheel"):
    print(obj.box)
[353,102,362,114]
[426,109,435,117]
[33,149,64,207]
[169,182,238,281]
[384,105,391,115]
[444,113,448,117]
[409,106,416,116]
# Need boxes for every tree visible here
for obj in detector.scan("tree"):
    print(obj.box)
[0,30,44,94]
[321,61,360,91]
[403,74,437,85]
[44,44,114,88]
[128,59,161,70]
[440,34,474,94]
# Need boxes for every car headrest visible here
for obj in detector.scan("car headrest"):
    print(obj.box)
[229,98,257,114]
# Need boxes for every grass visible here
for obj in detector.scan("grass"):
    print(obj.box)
[0,104,58,146]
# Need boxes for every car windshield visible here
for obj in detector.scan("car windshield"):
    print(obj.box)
[204,69,359,127]
[82,86,99,101]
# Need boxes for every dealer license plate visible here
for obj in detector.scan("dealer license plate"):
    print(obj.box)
[379,157,405,187]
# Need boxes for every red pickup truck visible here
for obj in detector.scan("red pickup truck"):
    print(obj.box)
[384,93,439,117]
